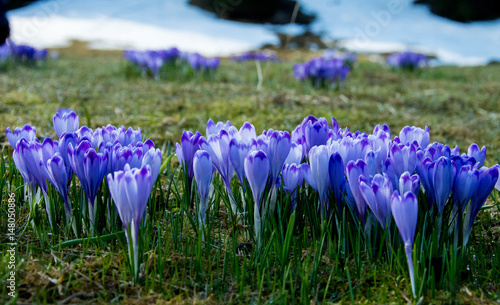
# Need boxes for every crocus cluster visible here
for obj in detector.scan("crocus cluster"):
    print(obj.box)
[322,50,358,67]
[181,52,220,72]
[230,51,279,62]
[7,109,161,238]
[124,47,180,77]
[0,40,48,63]
[179,115,500,295]
[387,51,428,70]
[294,57,350,88]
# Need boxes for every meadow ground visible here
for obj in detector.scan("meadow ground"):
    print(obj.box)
[0,46,499,304]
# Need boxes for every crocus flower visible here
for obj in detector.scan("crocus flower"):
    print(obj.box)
[267,130,291,185]
[389,142,417,177]
[284,141,303,165]
[303,118,330,153]
[387,51,428,70]
[229,138,252,187]
[467,144,486,168]
[391,191,419,297]
[463,166,499,246]
[399,171,420,196]
[397,126,430,148]
[359,174,393,229]
[425,142,451,161]
[68,140,109,226]
[53,110,79,138]
[307,145,331,217]
[329,152,346,208]
[431,157,455,216]
[107,164,153,282]
[281,163,304,211]
[175,131,201,191]
[6,124,37,148]
[346,159,370,224]
[141,148,162,192]
[193,150,213,227]
[452,165,479,211]
[244,150,270,245]
[206,119,232,136]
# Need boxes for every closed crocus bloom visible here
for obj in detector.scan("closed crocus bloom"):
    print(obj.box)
[68,140,108,225]
[18,139,48,195]
[206,119,232,136]
[58,132,77,176]
[229,138,251,187]
[453,165,479,210]
[239,122,256,143]
[107,164,153,282]
[399,171,420,196]
[141,148,162,191]
[391,191,418,297]
[432,157,455,215]
[268,131,291,184]
[175,131,201,190]
[284,141,303,165]
[117,126,142,146]
[329,152,345,206]
[282,163,304,211]
[368,129,391,171]
[397,126,430,148]
[304,118,330,153]
[346,159,370,224]
[415,157,435,206]
[6,124,37,148]
[53,110,79,138]
[389,143,417,177]
[467,144,486,168]
[425,142,451,161]
[244,150,270,245]
[308,145,331,216]
[193,150,213,226]
[464,165,499,246]
[359,174,393,229]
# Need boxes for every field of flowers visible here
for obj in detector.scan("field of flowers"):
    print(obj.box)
[0,46,499,304]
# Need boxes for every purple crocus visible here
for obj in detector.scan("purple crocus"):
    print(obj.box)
[193,150,213,227]
[244,150,270,244]
[391,191,419,297]
[397,126,430,148]
[267,131,292,185]
[359,174,393,229]
[346,159,370,224]
[107,164,153,281]
[141,148,162,193]
[68,140,109,226]
[305,145,331,217]
[284,141,303,165]
[6,124,37,148]
[199,130,236,212]
[398,171,420,196]
[329,152,346,207]
[229,138,252,187]
[467,144,486,168]
[464,166,499,246]
[303,117,330,153]
[281,163,304,212]
[53,110,79,138]
[389,142,417,177]
[432,157,455,216]
[206,119,232,136]
[175,131,201,191]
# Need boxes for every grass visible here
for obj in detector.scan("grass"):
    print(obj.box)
[0,45,499,304]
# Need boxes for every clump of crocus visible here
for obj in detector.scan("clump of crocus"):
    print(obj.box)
[107,164,156,282]
[0,40,48,64]
[231,51,279,62]
[387,51,428,70]
[124,48,180,78]
[322,50,358,68]
[294,57,350,88]
[183,52,220,73]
